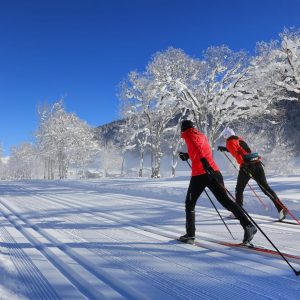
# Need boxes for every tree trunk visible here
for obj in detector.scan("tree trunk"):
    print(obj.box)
[50,159,54,180]
[138,149,145,177]
[44,159,47,180]
[152,152,161,178]
[48,158,52,179]
[121,154,125,176]
[171,153,178,177]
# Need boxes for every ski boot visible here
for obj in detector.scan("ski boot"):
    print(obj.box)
[279,208,287,221]
[243,224,257,244]
[178,233,195,245]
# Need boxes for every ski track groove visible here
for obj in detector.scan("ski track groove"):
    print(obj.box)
[0,218,62,300]
[0,200,113,300]
[41,187,300,256]
[12,182,300,263]
[17,182,300,233]
[15,182,300,259]
[5,188,253,300]
[0,197,151,300]
[13,184,300,300]
[17,183,300,236]
[21,196,275,300]
[67,232,222,300]
[50,187,300,230]
[37,178,300,224]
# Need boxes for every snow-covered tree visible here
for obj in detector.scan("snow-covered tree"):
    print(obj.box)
[7,143,40,179]
[138,47,250,147]
[119,71,153,176]
[279,29,300,102]
[119,32,300,177]
[117,117,139,176]
[133,46,280,149]
[162,117,185,177]
[120,49,191,177]
[247,29,300,106]
[171,45,276,147]
[36,100,97,179]
[146,49,194,177]
[120,74,182,177]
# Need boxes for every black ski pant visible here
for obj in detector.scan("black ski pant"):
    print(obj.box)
[185,171,251,237]
[236,162,284,212]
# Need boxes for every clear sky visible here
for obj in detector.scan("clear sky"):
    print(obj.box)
[1,0,300,155]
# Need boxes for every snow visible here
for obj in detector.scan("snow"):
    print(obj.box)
[0,176,300,299]
[1,156,9,164]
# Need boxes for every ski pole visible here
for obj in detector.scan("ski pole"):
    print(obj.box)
[223,152,300,225]
[218,180,300,276]
[222,152,269,211]
[186,160,236,240]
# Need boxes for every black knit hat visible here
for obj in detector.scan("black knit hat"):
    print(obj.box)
[181,120,194,132]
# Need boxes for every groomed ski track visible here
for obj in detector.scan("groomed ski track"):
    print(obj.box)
[0,179,300,300]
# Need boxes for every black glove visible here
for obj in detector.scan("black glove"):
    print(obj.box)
[179,152,189,161]
[201,158,215,176]
[217,146,228,152]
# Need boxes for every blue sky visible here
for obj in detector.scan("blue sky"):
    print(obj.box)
[1,0,300,155]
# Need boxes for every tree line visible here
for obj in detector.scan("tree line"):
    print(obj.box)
[119,28,300,177]
[0,28,299,179]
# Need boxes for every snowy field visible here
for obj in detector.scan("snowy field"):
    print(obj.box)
[0,175,300,300]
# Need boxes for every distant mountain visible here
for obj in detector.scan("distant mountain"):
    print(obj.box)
[281,100,300,154]
[93,119,125,146]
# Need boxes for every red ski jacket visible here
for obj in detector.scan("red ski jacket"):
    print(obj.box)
[181,128,219,176]
[226,136,251,165]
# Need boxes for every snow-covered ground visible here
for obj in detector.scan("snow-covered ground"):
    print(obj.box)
[0,175,300,299]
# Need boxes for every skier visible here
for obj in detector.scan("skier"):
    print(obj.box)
[218,127,287,221]
[178,120,257,244]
